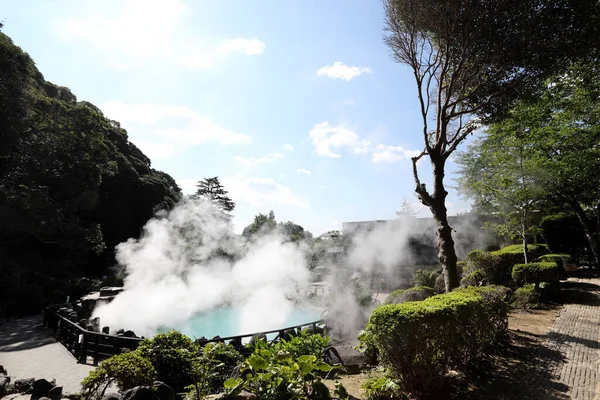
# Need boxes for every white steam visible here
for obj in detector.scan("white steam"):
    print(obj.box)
[92,198,310,337]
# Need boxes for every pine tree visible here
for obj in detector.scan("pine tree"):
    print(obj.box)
[194,177,235,223]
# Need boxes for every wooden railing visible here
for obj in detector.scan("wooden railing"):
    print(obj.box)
[44,304,326,365]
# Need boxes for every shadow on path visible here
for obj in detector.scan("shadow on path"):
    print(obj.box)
[0,315,56,351]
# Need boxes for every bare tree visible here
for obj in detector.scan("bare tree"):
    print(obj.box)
[382,0,596,291]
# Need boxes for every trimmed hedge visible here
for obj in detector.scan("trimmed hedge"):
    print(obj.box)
[460,268,486,287]
[463,244,551,286]
[364,286,509,396]
[384,286,435,305]
[536,253,571,279]
[512,262,560,289]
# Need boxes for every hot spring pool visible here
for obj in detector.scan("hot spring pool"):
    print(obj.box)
[158,307,324,340]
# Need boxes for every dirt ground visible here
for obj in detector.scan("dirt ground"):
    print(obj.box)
[324,306,560,399]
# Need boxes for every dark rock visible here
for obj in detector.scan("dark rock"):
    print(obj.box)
[101,393,122,400]
[0,365,5,374]
[123,330,136,338]
[5,382,15,395]
[14,378,35,393]
[32,378,55,395]
[102,326,110,334]
[152,381,174,400]
[116,329,125,336]
[38,397,51,400]
[122,386,158,400]
[48,385,63,400]
[0,376,9,398]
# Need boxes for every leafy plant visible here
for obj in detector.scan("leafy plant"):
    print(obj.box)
[414,269,438,288]
[384,286,434,305]
[512,261,559,289]
[512,284,541,309]
[273,330,330,361]
[362,376,406,400]
[136,331,198,395]
[81,351,156,399]
[200,342,243,394]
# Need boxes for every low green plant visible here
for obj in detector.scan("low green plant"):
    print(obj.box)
[536,253,571,279]
[362,376,406,400]
[136,331,198,395]
[273,330,330,361]
[460,269,486,287]
[414,269,438,288]
[229,349,338,400]
[200,342,244,394]
[363,286,509,397]
[384,286,434,305]
[512,284,541,309]
[512,261,559,289]
[81,351,156,399]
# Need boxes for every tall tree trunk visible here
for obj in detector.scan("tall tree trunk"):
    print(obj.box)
[416,157,459,293]
[522,220,529,264]
[569,200,600,268]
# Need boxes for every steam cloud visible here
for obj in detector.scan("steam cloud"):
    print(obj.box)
[92,198,310,337]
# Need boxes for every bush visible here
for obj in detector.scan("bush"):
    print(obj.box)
[536,253,571,279]
[512,284,541,309]
[136,331,198,395]
[200,342,244,394]
[512,262,560,289]
[464,244,551,286]
[273,330,330,361]
[384,286,434,305]
[362,376,406,400]
[460,269,486,287]
[81,351,156,398]
[363,286,508,396]
[414,269,438,288]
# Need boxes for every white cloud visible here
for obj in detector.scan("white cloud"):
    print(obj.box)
[99,101,250,159]
[296,168,312,175]
[234,153,284,168]
[283,144,294,151]
[372,145,421,163]
[221,175,309,209]
[317,61,372,81]
[56,0,265,70]
[309,122,371,158]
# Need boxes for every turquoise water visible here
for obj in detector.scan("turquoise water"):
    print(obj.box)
[158,307,323,339]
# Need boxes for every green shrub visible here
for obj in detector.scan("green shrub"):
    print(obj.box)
[497,244,550,259]
[363,286,508,396]
[434,274,445,294]
[137,331,197,395]
[200,342,244,394]
[512,284,541,309]
[228,349,337,399]
[362,376,406,400]
[81,350,156,398]
[384,286,434,305]
[273,330,330,361]
[512,262,559,289]
[414,269,438,288]
[460,269,486,287]
[536,254,571,279]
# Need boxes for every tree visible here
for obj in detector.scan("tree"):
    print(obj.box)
[456,127,543,263]
[278,221,313,243]
[194,177,235,223]
[382,0,599,291]
[241,211,277,238]
[395,198,418,218]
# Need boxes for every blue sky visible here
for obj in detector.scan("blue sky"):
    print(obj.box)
[2,0,470,235]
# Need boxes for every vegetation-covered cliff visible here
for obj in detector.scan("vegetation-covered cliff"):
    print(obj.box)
[0,29,182,314]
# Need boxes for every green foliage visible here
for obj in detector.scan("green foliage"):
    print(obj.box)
[272,330,330,361]
[384,286,434,305]
[460,269,486,287]
[193,177,235,223]
[364,286,509,396]
[362,376,406,400]
[136,331,197,395]
[536,253,570,279]
[541,213,587,258]
[512,262,560,288]
[413,269,438,288]
[81,351,156,398]
[199,342,244,394]
[511,284,541,309]
[242,211,278,238]
[0,31,181,308]
[233,348,337,400]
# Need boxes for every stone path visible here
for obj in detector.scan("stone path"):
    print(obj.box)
[0,315,94,394]
[508,276,600,400]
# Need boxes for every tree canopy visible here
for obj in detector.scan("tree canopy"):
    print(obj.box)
[382,0,600,291]
[194,177,235,224]
[0,31,181,312]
